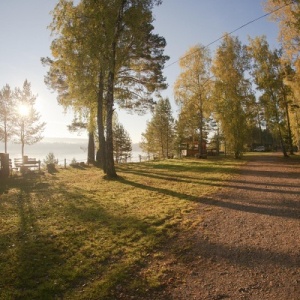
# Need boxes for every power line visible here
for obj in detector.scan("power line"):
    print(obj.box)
[165,1,294,69]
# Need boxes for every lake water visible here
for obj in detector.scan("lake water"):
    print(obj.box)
[1,138,144,166]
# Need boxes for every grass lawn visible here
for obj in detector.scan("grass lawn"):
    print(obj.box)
[0,157,242,300]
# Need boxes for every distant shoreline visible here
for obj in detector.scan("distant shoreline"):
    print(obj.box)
[0,138,142,164]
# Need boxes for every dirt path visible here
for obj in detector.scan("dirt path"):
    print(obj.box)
[160,154,300,300]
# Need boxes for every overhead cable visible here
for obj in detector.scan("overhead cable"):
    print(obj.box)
[165,1,294,69]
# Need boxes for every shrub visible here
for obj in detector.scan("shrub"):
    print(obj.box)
[43,152,58,165]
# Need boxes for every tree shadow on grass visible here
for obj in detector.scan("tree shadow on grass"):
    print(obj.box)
[119,166,300,198]
[118,177,300,220]
[19,177,178,299]
[1,176,174,299]
[48,182,180,299]
[0,179,65,299]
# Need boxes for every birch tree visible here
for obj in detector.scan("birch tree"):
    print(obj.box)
[211,35,254,158]
[248,36,294,156]
[265,0,300,150]
[174,45,212,157]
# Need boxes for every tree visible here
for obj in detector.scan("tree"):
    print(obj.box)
[265,0,300,151]
[42,0,98,166]
[14,80,46,157]
[47,0,168,178]
[211,35,255,159]
[248,36,294,156]
[174,45,212,157]
[265,0,300,59]
[141,97,174,158]
[113,117,132,163]
[0,84,15,153]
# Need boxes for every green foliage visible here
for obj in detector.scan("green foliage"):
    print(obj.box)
[248,36,293,156]
[174,45,212,156]
[211,35,255,158]
[113,117,132,163]
[46,0,169,178]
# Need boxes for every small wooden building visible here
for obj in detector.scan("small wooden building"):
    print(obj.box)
[180,139,207,157]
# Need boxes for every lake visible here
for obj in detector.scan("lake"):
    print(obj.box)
[1,138,144,166]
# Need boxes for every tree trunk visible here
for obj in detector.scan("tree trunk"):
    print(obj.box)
[278,124,289,157]
[96,70,107,172]
[87,131,95,164]
[274,99,289,157]
[198,98,205,158]
[4,122,7,153]
[284,100,294,155]
[105,71,117,178]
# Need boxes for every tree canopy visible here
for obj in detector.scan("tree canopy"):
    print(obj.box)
[211,35,255,158]
[174,45,212,157]
[45,0,168,177]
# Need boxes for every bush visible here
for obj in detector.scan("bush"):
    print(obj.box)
[43,152,58,165]
[44,153,59,173]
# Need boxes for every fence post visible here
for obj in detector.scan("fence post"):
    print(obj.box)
[64,159,66,169]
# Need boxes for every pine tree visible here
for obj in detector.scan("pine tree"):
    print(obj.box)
[113,119,132,163]
[141,97,174,159]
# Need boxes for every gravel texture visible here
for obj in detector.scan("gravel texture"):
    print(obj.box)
[154,154,300,300]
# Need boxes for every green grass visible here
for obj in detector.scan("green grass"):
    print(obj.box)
[0,157,242,299]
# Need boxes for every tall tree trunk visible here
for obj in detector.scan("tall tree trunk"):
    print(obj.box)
[96,70,107,172]
[198,97,205,158]
[275,108,288,157]
[4,121,7,153]
[199,113,203,157]
[284,99,294,155]
[103,1,125,178]
[278,124,288,157]
[21,124,25,157]
[87,131,95,164]
[105,71,117,178]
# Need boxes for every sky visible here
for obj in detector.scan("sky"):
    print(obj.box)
[0,0,280,144]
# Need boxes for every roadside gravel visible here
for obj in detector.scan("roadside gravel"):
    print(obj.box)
[158,154,300,299]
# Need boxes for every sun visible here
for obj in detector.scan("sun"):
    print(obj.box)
[18,104,30,116]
